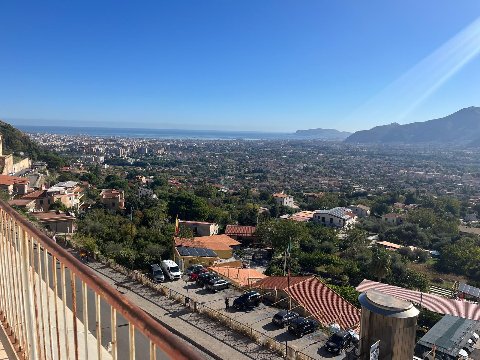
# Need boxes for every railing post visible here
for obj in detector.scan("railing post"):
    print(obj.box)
[95,293,102,360]
[0,199,206,360]
[44,246,55,360]
[61,263,70,359]
[20,228,38,359]
[129,323,135,360]
[82,281,89,360]
[111,307,117,360]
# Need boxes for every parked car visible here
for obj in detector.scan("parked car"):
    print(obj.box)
[150,263,165,283]
[272,310,299,328]
[205,278,230,292]
[288,317,319,337]
[185,264,204,276]
[196,272,218,287]
[233,291,261,310]
[161,260,182,281]
[189,267,208,281]
[324,330,353,354]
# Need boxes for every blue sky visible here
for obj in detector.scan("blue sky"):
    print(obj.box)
[1,1,480,132]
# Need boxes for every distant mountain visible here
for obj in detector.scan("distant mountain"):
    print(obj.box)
[345,107,480,145]
[293,128,351,140]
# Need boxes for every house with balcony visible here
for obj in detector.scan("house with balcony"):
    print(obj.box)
[43,181,85,211]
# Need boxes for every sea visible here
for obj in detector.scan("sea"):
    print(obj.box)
[17,125,293,140]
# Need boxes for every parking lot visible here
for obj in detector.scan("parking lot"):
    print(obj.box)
[163,276,353,359]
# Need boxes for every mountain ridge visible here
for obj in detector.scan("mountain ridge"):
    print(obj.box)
[293,128,351,140]
[345,107,480,145]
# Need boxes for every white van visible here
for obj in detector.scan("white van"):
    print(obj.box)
[161,260,182,281]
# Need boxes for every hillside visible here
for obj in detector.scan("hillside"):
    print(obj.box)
[0,120,65,168]
[345,107,480,145]
[293,128,351,140]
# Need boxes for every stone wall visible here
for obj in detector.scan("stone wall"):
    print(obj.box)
[12,157,31,173]
[0,154,14,175]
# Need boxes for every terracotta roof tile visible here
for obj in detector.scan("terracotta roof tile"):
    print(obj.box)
[209,266,267,287]
[224,225,256,237]
[0,175,29,185]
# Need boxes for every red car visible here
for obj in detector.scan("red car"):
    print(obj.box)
[189,267,208,281]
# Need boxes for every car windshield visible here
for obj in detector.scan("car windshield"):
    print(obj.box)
[330,334,344,343]
[153,270,163,276]
[170,266,179,272]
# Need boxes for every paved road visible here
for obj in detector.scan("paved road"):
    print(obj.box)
[85,258,283,360]
[86,258,358,360]
[165,277,345,359]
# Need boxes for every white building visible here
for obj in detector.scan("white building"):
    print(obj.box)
[138,187,157,199]
[349,204,371,218]
[273,192,295,208]
[312,207,357,228]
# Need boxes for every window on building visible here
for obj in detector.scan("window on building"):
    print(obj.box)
[329,218,333,224]
[322,217,325,222]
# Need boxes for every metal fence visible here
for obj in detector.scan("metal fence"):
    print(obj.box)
[0,200,204,360]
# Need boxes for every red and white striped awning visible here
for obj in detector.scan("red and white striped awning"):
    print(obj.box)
[285,277,361,330]
[357,279,480,320]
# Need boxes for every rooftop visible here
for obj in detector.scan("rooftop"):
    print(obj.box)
[179,220,217,226]
[417,315,480,358]
[224,225,256,237]
[209,266,267,287]
[314,207,356,220]
[0,175,29,185]
[8,199,35,207]
[175,234,240,251]
[100,189,124,198]
[273,193,291,198]
[282,211,315,222]
[54,181,78,188]
[32,211,76,222]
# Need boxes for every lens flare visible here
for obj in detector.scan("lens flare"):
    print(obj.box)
[349,17,480,126]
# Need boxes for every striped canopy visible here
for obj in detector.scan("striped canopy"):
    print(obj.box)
[284,276,361,330]
[357,279,480,320]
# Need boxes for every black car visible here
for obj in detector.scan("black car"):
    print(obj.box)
[185,264,204,276]
[232,291,261,310]
[288,317,319,337]
[272,310,299,328]
[205,278,230,292]
[196,272,217,287]
[324,330,353,354]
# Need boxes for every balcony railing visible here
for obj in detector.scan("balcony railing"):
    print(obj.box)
[0,199,204,360]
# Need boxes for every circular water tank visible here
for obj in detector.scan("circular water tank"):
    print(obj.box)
[358,290,419,359]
